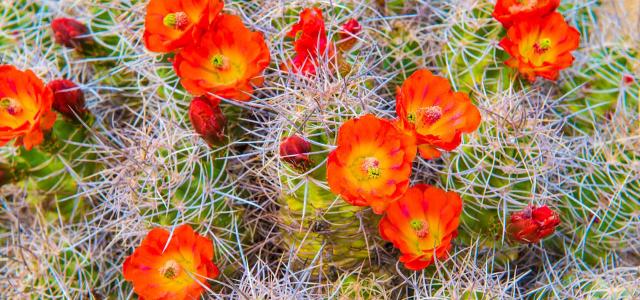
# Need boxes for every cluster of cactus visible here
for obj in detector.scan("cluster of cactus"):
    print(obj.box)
[0,0,244,297]
[430,0,564,253]
[428,0,639,290]
[231,3,411,282]
[248,48,388,281]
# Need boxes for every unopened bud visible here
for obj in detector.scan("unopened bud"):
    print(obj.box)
[47,79,86,119]
[338,19,361,51]
[622,74,635,86]
[51,18,90,50]
[279,134,313,171]
[189,97,227,146]
[507,205,561,244]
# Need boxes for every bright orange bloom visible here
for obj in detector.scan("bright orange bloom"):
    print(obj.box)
[396,69,481,160]
[286,7,327,58]
[379,184,463,270]
[492,0,560,27]
[144,0,223,53]
[0,65,56,150]
[123,224,219,300]
[327,114,417,214]
[499,12,580,82]
[283,7,336,75]
[173,14,270,101]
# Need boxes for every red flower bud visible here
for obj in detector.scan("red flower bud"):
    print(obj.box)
[279,134,312,171]
[338,19,361,51]
[623,74,635,86]
[47,79,86,119]
[341,19,362,39]
[189,97,226,146]
[507,205,560,244]
[51,18,89,49]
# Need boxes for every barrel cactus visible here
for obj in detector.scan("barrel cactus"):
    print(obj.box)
[236,3,396,279]
[553,124,640,265]
[435,0,520,94]
[559,46,639,134]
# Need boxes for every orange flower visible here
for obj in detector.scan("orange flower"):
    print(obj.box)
[327,114,416,214]
[499,12,580,82]
[286,7,327,58]
[123,224,219,300]
[283,7,336,75]
[0,65,56,150]
[144,0,223,53]
[492,0,560,28]
[379,184,463,270]
[396,69,481,160]
[173,14,270,101]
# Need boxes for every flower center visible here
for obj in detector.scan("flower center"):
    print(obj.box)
[160,260,181,279]
[410,219,429,238]
[361,157,381,179]
[0,97,22,115]
[533,38,551,54]
[163,11,189,30]
[210,54,230,70]
[407,113,416,123]
[416,106,443,126]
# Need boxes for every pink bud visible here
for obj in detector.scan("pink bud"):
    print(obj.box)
[47,79,86,119]
[189,97,227,146]
[507,205,560,244]
[51,18,89,49]
[279,134,313,171]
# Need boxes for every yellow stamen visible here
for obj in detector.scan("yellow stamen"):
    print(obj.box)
[410,219,430,238]
[160,260,181,279]
[163,11,189,30]
[210,54,229,70]
[407,113,416,123]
